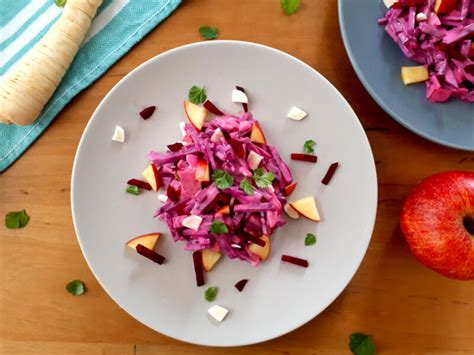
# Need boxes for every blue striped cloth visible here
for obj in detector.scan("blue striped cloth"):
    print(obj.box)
[0,0,181,171]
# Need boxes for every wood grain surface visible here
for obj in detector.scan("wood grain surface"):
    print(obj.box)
[1,1,473,354]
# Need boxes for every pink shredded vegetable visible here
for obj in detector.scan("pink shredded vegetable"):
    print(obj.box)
[148,111,293,266]
[379,0,474,102]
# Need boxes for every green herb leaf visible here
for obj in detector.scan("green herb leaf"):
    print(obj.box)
[240,178,254,195]
[209,220,229,234]
[188,85,207,104]
[126,185,141,195]
[199,26,219,40]
[305,233,317,246]
[66,280,85,296]
[54,0,67,7]
[252,168,275,189]
[303,139,316,154]
[212,169,234,190]
[281,0,300,15]
[5,210,30,229]
[349,333,375,355]
[204,287,218,302]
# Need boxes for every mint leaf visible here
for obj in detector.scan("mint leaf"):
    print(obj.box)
[305,233,316,246]
[204,286,218,302]
[281,0,300,15]
[304,139,316,154]
[212,169,234,190]
[349,333,375,355]
[209,220,229,234]
[252,168,275,189]
[54,0,67,7]
[240,178,254,195]
[66,280,85,296]
[188,85,207,104]
[199,26,218,40]
[126,185,141,195]
[5,210,30,229]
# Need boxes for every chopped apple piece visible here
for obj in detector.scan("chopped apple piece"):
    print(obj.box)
[290,196,320,222]
[250,122,266,144]
[383,0,398,8]
[232,89,248,103]
[287,106,307,121]
[283,182,297,196]
[434,0,457,14]
[126,233,160,251]
[401,66,429,85]
[195,160,210,182]
[284,204,300,219]
[247,150,263,170]
[248,235,270,260]
[142,163,160,191]
[208,305,229,322]
[184,101,207,131]
[182,215,203,231]
[202,249,222,272]
[211,128,224,143]
[112,125,125,143]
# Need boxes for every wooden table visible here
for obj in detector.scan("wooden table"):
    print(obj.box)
[1,1,473,354]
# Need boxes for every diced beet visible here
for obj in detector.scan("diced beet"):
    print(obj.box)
[291,153,317,163]
[136,244,165,264]
[281,255,308,268]
[234,279,248,292]
[167,142,184,152]
[321,162,339,185]
[139,106,156,120]
[235,86,248,112]
[167,184,181,202]
[192,250,205,287]
[229,137,245,158]
[203,100,225,116]
[127,179,152,190]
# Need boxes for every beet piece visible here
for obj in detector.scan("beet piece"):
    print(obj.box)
[281,255,308,268]
[247,236,266,247]
[321,162,339,185]
[167,184,181,202]
[192,250,205,287]
[290,153,317,163]
[229,137,245,158]
[127,179,152,190]
[203,100,225,116]
[234,279,248,292]
[235,86,248,112]
[167,142,184,152]
[139,106,156,119]
[136,244,165,264]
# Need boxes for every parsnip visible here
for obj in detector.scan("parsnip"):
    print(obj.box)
[0,0,102,126]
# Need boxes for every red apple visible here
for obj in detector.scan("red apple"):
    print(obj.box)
[434,0,457,14]
[142,164,160,191]
[126,233,160,250]
[250,122,266,144]
[195,160,210,182]
[249,235,270,260]
[184,101,207,131]
[401,171,474,280]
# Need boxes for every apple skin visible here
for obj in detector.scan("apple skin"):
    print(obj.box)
[400,171,474,280]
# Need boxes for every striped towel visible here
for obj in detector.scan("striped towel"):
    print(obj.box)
[0,0,181,172]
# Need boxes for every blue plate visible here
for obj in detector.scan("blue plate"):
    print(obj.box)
[338,0,474,151]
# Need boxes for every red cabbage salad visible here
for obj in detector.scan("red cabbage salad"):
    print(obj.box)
[123,86,340,319]
[379,0,474,102]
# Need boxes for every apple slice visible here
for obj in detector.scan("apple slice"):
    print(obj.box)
[184,101,207,131]
[283,182,297,196]
[247,150,263,170]
[434,0,457,14]
[284,204,300,219]
[250,122,266,144]
[290,196,320,222]
[195,160,210,182]
[202,249,222,272]
[248,235,270,260]
[216,205,230,215]
[142,164,160,191]
[126,233,160,251]
[401,66,429,85]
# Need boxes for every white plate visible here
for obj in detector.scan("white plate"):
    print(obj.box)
[71,41,377,347]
